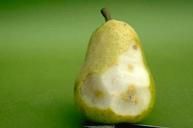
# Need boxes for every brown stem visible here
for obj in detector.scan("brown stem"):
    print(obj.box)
[100,8,112,22]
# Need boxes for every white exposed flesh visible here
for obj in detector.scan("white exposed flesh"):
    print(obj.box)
[80,41,151,116]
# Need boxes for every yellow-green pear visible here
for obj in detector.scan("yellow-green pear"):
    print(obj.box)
[74,8,155,123]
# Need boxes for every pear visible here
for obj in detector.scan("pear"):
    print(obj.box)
[74,8,155,123]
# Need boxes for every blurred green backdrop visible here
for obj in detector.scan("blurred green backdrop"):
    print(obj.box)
[1,0,193,127]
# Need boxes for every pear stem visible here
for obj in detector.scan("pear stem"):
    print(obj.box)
[101,8,112,22]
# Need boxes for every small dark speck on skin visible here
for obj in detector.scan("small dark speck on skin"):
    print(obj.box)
[124,23,127,26]
[133,45,137,50]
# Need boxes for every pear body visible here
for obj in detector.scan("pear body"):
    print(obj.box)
[74,20,155,123]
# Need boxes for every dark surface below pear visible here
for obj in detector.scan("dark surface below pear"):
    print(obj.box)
[83,121,164,128]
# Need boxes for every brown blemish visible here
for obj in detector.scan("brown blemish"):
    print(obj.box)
[128,64,133,71]
[121,85,138,104]
[133,44,138,50]
[128,85,136,94]
[129,95,137,104]
[94,90,103,98]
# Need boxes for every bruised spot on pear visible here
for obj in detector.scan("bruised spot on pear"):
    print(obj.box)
[128,85,136,95]
[128,64,133,71]
[121,85,138,104]
[94,90,104,98]
[129,95,138,104]
[133,44,138,50]
[127,85,138,104]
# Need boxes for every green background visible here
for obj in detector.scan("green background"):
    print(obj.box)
[1,0,193,127]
